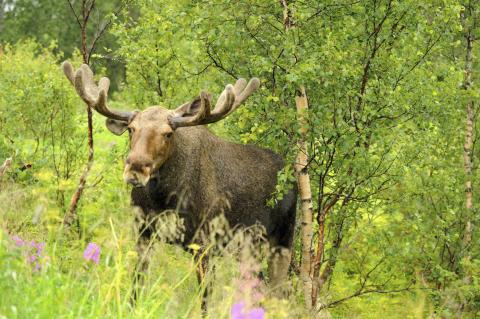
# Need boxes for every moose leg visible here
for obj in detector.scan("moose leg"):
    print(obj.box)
[268,247,292,295]
[269,198,296,296]
[131,208,155,304]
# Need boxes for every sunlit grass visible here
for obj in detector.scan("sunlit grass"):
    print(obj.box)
[0,180,427,319]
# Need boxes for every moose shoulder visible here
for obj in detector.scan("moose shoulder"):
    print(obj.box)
[130,124,295,247]
[62,62,297,293]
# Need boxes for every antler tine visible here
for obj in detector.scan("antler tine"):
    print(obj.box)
[212,84,236,115]
[170,77,260,128]
[170,91,211,128]
[62,61,75,86]
[98,77,110,96]
[211,78,259,116]
[61,61,133,122]
[233,78,247,95]
[188,91,211,123]
[74,65,97,106]
[232,77,260,108]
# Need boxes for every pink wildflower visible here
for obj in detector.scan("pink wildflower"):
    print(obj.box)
[27,240,45,270]
[11,235,25,247]
[231,302,265,319]
[10,236,45,270]
[83,242,100,264]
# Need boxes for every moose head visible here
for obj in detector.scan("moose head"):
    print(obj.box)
[62,62,260,187]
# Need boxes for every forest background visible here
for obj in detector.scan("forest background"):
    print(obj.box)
[0,0,479,318]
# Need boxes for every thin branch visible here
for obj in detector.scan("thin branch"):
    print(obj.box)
[305,1,361,22]
[317,284,415,310]
[66,0,82,28]
[205,43,238,79]
[87,0,133,64]
[393,32,443,89]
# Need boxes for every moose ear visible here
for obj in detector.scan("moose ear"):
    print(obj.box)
[106,118,128,135]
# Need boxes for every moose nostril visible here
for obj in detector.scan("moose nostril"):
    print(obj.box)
[129,162,153,172]
[126,155,153,171]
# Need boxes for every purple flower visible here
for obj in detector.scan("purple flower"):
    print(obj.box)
[231,302,265,319]
[83,242,100,264]
[11,235,25,247]
[28,240,45,270]
[31,241,44,255]
[9,235,47,271]
[28,254,37,263]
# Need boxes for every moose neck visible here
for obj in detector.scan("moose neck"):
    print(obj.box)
[149,126,209,198]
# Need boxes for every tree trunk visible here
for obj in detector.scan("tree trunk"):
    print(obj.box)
[294,86,314,309]
[317,209,347,291]
[458,7,475,316]
[462,47,473,251]
[312,192,342,304]
[64,0,95,234]
[281,0,315,308]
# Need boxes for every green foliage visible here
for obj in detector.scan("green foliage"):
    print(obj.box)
[0,41,86,211]
[1,0,480,317]
[110,0,480,316]
[1,0,78,55]
[111,0,220,107]
[0,0,128,90]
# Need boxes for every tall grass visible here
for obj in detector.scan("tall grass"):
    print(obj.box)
[0,169,427,319]
[0,181,309,318]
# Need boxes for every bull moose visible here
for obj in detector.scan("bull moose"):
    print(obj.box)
[61,62,297,299]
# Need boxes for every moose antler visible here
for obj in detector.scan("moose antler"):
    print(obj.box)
[170,77,260,128]
[62,61,134,122]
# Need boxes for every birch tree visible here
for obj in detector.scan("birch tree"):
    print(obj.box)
[458,1,478,315]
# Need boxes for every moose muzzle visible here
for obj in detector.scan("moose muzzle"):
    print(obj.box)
[123,156,154,187]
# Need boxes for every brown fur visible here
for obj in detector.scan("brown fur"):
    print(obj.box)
[60,62,295,300]
[117,106,297,295]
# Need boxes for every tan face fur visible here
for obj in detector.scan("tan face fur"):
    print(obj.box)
[112,107,174,187]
